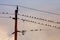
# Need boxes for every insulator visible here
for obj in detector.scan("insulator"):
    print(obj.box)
[48,20,54,22]
[12,18,15,19]
[36,18,38,19]
[26,15,28,17]
[22,30,26,32]
[34,17,36,19]
[31,16,33,18]
[21,19,25,21]
[56,22,60,24]
[41,23,44,25]
[17,31,21,32]
[57,27,60,29]
[34,22,36,23]
[47,24,52,27]
[30,16,31,17]
[35,29,38,31]
[53,25,56,28]
[22,20,25,22]
[30,29,34,31]
[45,24,48,26]
[30,21,33,22]
[40,18,44,20]
[44,19,47,21]
[40,29,41,31]
[22,30,26,35]
[32,21,34,23]
[12,32,15,34]
[37,23,40,24]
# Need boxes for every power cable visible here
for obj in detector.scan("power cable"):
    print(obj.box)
[0,4,16,6]
[2,34,13,40]
[18,14,60,24]
[18,28,60,36]
[19,18,60,29]
[19,5,60,15]
[0,16,60,29]
[0,12,15,15]
[0,16,12,18]
[0,32,13,40]
[0,12,60,24]
[7,35,14,40]
[0,4,60,15]
[20,28,57,32]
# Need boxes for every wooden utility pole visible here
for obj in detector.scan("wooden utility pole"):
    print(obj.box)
[14,6,18,40]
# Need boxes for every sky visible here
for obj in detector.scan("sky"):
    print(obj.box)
[0,0,60,40]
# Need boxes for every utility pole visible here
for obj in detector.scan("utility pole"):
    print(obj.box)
[14,6,18,40]
[12,5,26,40]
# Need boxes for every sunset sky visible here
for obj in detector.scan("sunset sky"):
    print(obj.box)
[0,0,60,40]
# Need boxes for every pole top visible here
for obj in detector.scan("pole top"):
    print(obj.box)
[15,5,18,13]
[17,5,18,10]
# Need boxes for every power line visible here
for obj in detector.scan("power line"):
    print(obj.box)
[0,4,16,6]
[0,33,13,40]
[0,4,60,40]
[19,18,60,29]
[0,16,12,18]
[2,34,13,40]
[0,12,60,24]
[17,29,43,35]
[18,14,60,24]
[19,6,60,15]
[21,28,58,32]
[17,28,59,35]
[0,4,60,15]
[0,16,60,29]
[12,28,52,35]
[0,12,15,15]
[0,16,59,29]
[7,35,13,40]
